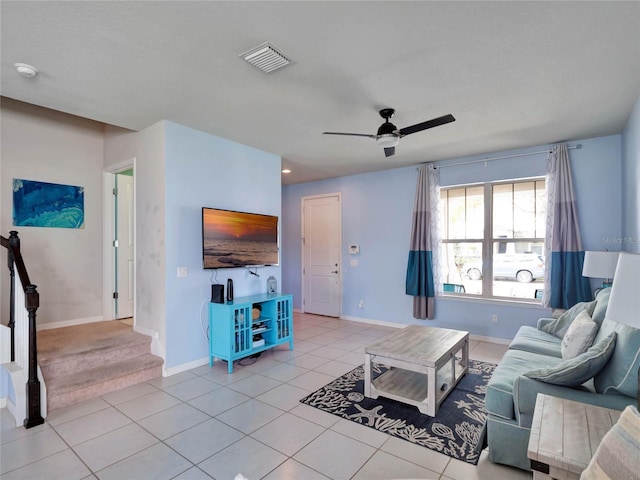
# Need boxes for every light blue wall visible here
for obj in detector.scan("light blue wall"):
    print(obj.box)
[283,167,417,322]
[282,135,622,340]
[622,95,640,253]
[0,369,10,405]
[163,122,281,369]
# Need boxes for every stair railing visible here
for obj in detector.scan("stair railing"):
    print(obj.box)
[1,231,44,428]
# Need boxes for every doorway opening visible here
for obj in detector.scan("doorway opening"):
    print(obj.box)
[103,159,136,322]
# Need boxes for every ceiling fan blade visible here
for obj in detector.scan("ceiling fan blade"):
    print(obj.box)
[398,114,455,137]
[323,132,376,138]
[384,146,396,157]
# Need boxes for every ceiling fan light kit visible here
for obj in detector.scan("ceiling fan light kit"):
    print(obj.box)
[323,108,455,157]
[14,63,38,78]
[376,135,399,148]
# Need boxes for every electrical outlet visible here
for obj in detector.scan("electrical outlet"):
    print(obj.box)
[177,267,188,278]
[358,300,364,309]
[491,314,498,323]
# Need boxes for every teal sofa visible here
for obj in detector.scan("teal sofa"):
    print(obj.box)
[484,288,640,471]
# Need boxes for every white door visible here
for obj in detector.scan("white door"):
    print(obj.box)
[302,194,341,317]
[115,173,134,319]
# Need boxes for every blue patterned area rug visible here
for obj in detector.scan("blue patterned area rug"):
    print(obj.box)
[300,359,496,465]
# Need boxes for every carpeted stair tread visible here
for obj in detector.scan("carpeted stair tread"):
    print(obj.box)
[47,354,163,394]
[37,320,164,411]
[46,354,163,410]
[38,321,149,362]
[40,340,151,378]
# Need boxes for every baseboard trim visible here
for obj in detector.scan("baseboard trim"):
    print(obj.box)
[132,325,165,363]
[37,316,104,331]
[470,334,510,345]
[163,357,209,377]
[338,314,509,345]
[339,315,404,329]
[134,325,158,339]
[5,397,19,426]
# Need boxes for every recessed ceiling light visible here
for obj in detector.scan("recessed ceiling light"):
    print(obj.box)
[14,63,38,78]
[282,169,292,174]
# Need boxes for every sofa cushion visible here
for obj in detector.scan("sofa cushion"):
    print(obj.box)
[581,405,640,480]
[594,317,640,397]
[509,326,562,358]
[524,332,616,387]
[561,310,599,359]
[541,300,597,339]
[486,349,564,420]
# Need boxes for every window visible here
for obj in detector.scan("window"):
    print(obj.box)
[440,179,546,301]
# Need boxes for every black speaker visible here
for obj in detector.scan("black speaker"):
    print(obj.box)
[211,284,224,303]
[227,278,234,302]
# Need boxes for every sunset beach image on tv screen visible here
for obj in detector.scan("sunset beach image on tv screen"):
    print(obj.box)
[202,208,279,269]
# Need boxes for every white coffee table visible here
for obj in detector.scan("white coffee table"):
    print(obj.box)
[364,325,469,416]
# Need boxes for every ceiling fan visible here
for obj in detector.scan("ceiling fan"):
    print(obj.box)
[323,108,455,157]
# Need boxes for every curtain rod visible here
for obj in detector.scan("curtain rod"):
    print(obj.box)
[430,143,582,170]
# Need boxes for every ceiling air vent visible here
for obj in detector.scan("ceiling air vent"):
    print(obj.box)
[241,42,291,73]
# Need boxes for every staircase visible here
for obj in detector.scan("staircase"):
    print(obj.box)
[37,320,163,410]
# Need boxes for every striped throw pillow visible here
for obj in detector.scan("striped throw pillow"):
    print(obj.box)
[580,405,640,480]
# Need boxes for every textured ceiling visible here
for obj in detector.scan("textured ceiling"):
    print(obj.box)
[1,1,639,184]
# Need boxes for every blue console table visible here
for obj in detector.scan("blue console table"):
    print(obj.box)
[209,293,293,373]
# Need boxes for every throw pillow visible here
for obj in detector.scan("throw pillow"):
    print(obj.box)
[593,319,640,397]
[524,332,616,387]
[541,300,597,339]
[580,405,640,480]
[561,310,599,359]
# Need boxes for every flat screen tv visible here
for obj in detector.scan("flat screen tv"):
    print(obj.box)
[202,207,279,269]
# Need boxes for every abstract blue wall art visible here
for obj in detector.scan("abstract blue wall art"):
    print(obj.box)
[13,179,85,229]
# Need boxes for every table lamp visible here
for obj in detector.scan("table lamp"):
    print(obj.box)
[582,251,620,289]
[604,252,640,407]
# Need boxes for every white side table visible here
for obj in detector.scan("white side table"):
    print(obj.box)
[527,394,621,480]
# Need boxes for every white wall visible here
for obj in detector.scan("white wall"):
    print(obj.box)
[622,95,640,253]
[1,98,105,326]
[104,121,167,351]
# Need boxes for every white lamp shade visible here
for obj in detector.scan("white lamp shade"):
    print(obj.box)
[582,251,620,279]
[605,252,640,329]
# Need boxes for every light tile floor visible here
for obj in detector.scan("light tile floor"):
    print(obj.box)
[1,313,532,480]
